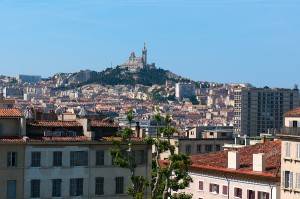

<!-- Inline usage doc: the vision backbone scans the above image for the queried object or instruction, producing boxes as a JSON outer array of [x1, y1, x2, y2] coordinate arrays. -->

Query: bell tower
[[142, 42, 147, 68]]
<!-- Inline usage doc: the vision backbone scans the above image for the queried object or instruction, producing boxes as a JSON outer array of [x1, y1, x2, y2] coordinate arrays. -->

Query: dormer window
[[293, 121, 298, 128]]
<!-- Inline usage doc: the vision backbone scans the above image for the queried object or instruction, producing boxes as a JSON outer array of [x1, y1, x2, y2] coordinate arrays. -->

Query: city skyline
[[0, 0, 299, 87]]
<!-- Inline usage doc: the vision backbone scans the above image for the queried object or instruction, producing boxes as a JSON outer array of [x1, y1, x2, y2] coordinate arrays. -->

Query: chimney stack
[[253, 153, 265, 172], [228, 151, 240, 170]]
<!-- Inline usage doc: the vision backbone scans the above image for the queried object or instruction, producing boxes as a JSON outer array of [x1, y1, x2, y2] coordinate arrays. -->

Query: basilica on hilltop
[[120, 43, 155, 72]]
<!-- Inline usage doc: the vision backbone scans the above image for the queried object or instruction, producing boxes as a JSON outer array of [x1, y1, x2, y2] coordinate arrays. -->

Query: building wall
[[285, 117, 300, 127], [281, 139, 300, 199], [178, 139, 234, 155], [181, 172, 279, 199], [0, 118, 22, 136], [0, 144, 25, 199], [24, 143, 151, 199], [234, 88, 300, 136]]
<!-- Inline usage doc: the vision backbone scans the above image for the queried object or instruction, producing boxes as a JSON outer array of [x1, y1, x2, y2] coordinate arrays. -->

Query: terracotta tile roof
[[189, 141, 281, 181], [90, 120, 119, 128], [0, 136, 25, 143], [101, 136, 144, 142], [28, 120, 82, 128], [0, 108, 22, 118], [285, 107, 300, 117], [30, 136, 89, 142]]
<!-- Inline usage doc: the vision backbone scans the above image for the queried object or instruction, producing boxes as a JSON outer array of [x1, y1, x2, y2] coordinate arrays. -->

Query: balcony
[[277, 127, 300, 137]]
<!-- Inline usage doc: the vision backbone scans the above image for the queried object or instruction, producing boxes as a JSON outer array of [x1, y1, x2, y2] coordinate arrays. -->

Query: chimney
[[135, 122, 141, 138], [253, 153, 265, 172], [228, 151, 240, 170]]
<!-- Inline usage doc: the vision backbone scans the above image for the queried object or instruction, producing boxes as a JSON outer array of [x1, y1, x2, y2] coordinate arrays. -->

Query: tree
[[111, 110, 192, 199], [149, 113, 192, 199], [110, 110, 149, 199]]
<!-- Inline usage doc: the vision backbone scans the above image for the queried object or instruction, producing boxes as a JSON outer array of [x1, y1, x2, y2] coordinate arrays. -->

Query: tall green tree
[[111, 110, 192, 199], [110, 110, 149, 199]]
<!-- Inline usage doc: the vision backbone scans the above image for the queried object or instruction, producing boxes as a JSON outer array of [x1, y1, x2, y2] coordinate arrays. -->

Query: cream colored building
[[23, 138, 152, 199], [0, 108, 152, 199], [0, 140, 25, 199], [277, 108, 300, 199], [178, 141, 281, 199]]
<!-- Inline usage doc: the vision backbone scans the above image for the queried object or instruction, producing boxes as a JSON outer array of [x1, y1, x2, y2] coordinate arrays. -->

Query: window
[[96, 150, 104, 166], [185, 145, 191, 154], [296, 173, 300, 189], [52, 179, 62, 197], [70, 151, 88, 166], [95, 177, 104, 195], [222, 185, 228, 195], [31, 152, 41, 167], [234, 187, 242, 198], [297, 144, 300, 159], [30, 180, 40, 198], [285, 142, 291, 157], [70, 178, 83, 196], [258, 191, 269, 199], [197, 145, 202, 153], [7, 152, 17, 167], [293, 121, 298, 127], [247, 190, 255, 199], [209, 183, 219, 194], [205, 145, 213, 152], [134, 150, 145, 165], [216, 145, 221, 151], [53, 151, 62, 167], [283, 171, 293, 189], [7, 180, 16, 199], [115, 177, 124, 194], [198, 181, 203, 190]]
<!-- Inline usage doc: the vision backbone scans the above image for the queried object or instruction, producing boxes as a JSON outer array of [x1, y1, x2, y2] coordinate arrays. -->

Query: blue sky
[[0, 0, 299, 87]]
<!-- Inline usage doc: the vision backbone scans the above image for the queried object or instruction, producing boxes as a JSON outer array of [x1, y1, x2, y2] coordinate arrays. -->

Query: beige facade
[[0, 143, 25, 199], [278, 113, 300, 199], [182, 172, 279, 199], [23, 141, 152, 199]]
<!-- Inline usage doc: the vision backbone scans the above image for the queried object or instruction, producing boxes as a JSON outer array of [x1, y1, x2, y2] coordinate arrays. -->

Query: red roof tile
[[0, 136, 25, 143], [0, 108, 22, 118], [285, 107, 300, 117], [90, 120, 119, 128], [28, 121, 82, 128], [189, 141, 281, 181], [30, 136, 89, 142]]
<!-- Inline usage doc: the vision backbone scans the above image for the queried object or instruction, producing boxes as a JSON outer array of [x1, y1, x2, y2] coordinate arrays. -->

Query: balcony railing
[[277, 127, 300, 137]]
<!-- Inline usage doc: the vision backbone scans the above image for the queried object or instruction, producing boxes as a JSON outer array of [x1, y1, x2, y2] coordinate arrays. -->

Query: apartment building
[[177, 140, 281, 199], [23, 137, 151, 199], [0, 138, 25, 199], [277, 107, 300, 199], [0, 108, 151, 199], [234, 87, 299, 137], [175, 82, 195, 100]]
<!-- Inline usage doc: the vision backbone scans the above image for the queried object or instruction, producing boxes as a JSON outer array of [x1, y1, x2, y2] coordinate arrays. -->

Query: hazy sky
[[0, 0, 299, 87]]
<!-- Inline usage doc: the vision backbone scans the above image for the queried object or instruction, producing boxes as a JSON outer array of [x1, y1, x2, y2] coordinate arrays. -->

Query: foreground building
[[277, 108, 300, 199], [234, 87, 299, 136], [178, 140, 281, 199], [0, 108, 152, 199]]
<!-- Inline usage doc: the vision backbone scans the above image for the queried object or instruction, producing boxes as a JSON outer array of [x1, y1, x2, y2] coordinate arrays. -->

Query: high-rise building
[[175, 82, 195, 100], [234, 87, 300, 136], [17, 74, 41, 84]]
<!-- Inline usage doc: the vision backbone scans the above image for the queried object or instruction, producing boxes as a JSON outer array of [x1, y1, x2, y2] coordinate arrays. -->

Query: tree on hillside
[[111, 109, 192, 199]]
